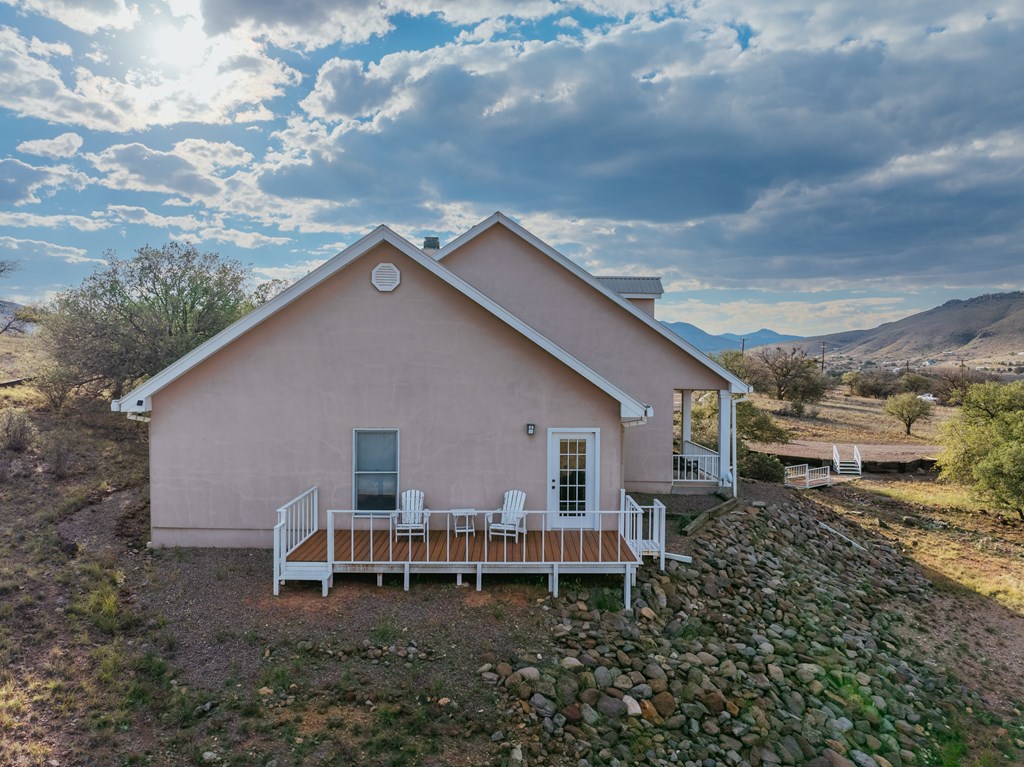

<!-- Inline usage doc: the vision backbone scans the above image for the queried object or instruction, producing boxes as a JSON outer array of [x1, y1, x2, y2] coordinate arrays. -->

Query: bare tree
[[0, 259, 27, 336], [751, 347, 829, 404]]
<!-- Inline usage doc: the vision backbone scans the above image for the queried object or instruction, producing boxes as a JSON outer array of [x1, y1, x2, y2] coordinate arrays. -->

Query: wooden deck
[[287, 528, 638, 566]]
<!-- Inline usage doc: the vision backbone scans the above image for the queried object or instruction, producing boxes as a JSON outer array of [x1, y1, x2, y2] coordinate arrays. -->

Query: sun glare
[[150, 19, 210, 71]]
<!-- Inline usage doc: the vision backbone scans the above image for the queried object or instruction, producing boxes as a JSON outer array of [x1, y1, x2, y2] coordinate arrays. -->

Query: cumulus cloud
[[2, 0, 139, 34], [16, 132, 84, 158], [0, 235, 103, 264], [658, 296, 912, 335], [0, 24, 299, 132], [0, 211, 109, 231], [252, 258, 327, 282], [0, 158, 89, 205]]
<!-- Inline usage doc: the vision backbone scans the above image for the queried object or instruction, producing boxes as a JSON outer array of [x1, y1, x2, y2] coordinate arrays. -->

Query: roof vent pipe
[[422, 236, 440, 255]]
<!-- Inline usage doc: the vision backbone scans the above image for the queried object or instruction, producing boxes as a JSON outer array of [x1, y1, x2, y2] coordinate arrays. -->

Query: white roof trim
[[112, 226, 651, 421], [435, 212, 752, 394]]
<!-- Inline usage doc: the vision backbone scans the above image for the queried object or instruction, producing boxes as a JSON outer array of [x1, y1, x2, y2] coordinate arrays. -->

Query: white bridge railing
[[784, 464, 831, 489], [273, 486, 319, 595], [674, 441, 721, 482]]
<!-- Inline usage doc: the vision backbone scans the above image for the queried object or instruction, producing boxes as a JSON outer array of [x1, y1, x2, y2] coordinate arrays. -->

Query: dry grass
[[754, 390, 955, 445], [822, 476, 1024, 615], [0, 333, 41, 381]]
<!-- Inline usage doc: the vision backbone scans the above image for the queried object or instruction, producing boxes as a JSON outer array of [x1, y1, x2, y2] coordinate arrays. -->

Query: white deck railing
[[674, 441, 721, 482], [324, 507, 656, 567], [273, 486, 318, 594]]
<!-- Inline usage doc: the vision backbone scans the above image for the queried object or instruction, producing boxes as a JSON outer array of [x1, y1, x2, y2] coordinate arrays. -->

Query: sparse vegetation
[[0, 407, 35, 452]]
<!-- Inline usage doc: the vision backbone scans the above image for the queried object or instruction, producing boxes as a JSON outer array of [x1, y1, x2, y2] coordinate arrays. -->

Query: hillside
[[794, 291, 1024, 359], [663, 322, 802, 353]]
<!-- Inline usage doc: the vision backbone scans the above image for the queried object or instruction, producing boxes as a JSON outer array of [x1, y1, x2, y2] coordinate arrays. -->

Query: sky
[[0, 1, 1021, 336]]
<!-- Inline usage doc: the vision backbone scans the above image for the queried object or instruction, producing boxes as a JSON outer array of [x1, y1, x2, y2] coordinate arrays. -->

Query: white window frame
[[352, 428, 400, 514]]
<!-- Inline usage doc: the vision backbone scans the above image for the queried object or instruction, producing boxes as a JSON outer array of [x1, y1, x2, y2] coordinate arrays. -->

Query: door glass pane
[[558, 437, 587, 514], [356, 431, 397, 472]]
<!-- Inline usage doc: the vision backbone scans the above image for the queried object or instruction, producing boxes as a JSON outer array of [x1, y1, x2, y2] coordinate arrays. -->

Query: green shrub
[[738, 449, 785, 483], [0, 408, 36, 452]]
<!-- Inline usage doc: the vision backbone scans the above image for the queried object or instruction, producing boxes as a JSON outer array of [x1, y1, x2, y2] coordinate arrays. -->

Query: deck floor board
[[287, 528, 637, 565]]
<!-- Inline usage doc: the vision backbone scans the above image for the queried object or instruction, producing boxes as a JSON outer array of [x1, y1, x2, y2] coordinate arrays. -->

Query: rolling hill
[[794, 292, 1024, 359]]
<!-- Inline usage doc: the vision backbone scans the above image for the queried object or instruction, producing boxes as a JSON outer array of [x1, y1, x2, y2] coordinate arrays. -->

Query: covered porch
[[673, 388, 735, 492], [273, 488, 667, 606]]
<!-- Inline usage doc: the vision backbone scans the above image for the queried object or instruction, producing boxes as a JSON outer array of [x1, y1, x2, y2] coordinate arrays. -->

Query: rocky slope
[[482, 492, 1009, 767]]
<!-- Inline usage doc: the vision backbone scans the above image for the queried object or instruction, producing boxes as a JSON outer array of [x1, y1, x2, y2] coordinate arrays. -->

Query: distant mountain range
[[0, 300, 21, 318], [662, 322, 803, 353], [664, 291, 1024, 359], [793, 291, 1024, 359]]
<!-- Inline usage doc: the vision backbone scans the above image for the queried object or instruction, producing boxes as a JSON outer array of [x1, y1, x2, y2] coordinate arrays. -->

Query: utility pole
[[820, 341, 827, 371], [740, 338, 747, 356]]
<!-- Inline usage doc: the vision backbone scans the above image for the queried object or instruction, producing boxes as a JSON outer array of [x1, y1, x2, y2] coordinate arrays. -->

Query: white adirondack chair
[[486, 489, 527, 543], [393, 489, 429, 540]]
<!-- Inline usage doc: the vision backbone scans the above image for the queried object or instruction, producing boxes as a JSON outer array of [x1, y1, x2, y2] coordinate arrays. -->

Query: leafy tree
[[938, 381, 1024, 521], [714, 349, 757, 382], [688, 395, 790, 449], [883, 392, 933, 435], [841, 371, 862, 395], [39, 242, 273, 399], [750, 347, 829, 405]]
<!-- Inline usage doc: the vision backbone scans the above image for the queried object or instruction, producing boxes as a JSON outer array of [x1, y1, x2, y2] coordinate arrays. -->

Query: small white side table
[[452, 509, 477, 536]]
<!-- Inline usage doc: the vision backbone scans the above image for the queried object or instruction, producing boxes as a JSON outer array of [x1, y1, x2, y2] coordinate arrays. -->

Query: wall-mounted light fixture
[[526, 423, 535, 436]]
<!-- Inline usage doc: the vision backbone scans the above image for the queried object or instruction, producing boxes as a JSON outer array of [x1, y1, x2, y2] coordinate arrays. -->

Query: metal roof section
[[112, 226, 652, 422], [595, 276, 664, 299], [436, 212, 752, 394]]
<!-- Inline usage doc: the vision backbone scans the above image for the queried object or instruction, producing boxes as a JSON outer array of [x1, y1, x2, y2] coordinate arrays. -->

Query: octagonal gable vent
[[371, 263, 400, 292]]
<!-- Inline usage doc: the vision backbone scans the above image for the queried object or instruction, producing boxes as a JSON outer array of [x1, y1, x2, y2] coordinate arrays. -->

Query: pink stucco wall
[[441, 225, 731, 492], [149, 242, 623, 547], [627, 298, 656, 317]]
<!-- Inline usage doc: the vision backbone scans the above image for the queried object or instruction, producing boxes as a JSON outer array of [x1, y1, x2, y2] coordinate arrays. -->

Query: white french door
[[547, 429, 599, 528]]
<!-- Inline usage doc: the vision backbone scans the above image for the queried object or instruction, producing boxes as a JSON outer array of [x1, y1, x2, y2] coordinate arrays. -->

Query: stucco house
[[112, 213, 750, 600]]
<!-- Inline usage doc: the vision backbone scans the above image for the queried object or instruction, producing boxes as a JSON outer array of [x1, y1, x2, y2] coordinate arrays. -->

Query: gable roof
[[112, 226, 652, 421], [595, 276, 664, 299], [435, 213, 752, 394]]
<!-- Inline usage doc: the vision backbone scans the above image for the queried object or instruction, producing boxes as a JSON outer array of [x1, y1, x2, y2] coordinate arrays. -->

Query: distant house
[[113, 213, 749, 598]]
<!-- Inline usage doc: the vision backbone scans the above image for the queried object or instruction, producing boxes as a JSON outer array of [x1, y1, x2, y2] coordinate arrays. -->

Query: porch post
[[718, 390, 731, 486], [680, 390, 692, 447]]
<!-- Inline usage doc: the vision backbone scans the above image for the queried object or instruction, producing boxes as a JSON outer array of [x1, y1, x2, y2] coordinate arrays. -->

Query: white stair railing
[[832, 445, 863, 476], [273, 486, 318, 595]]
